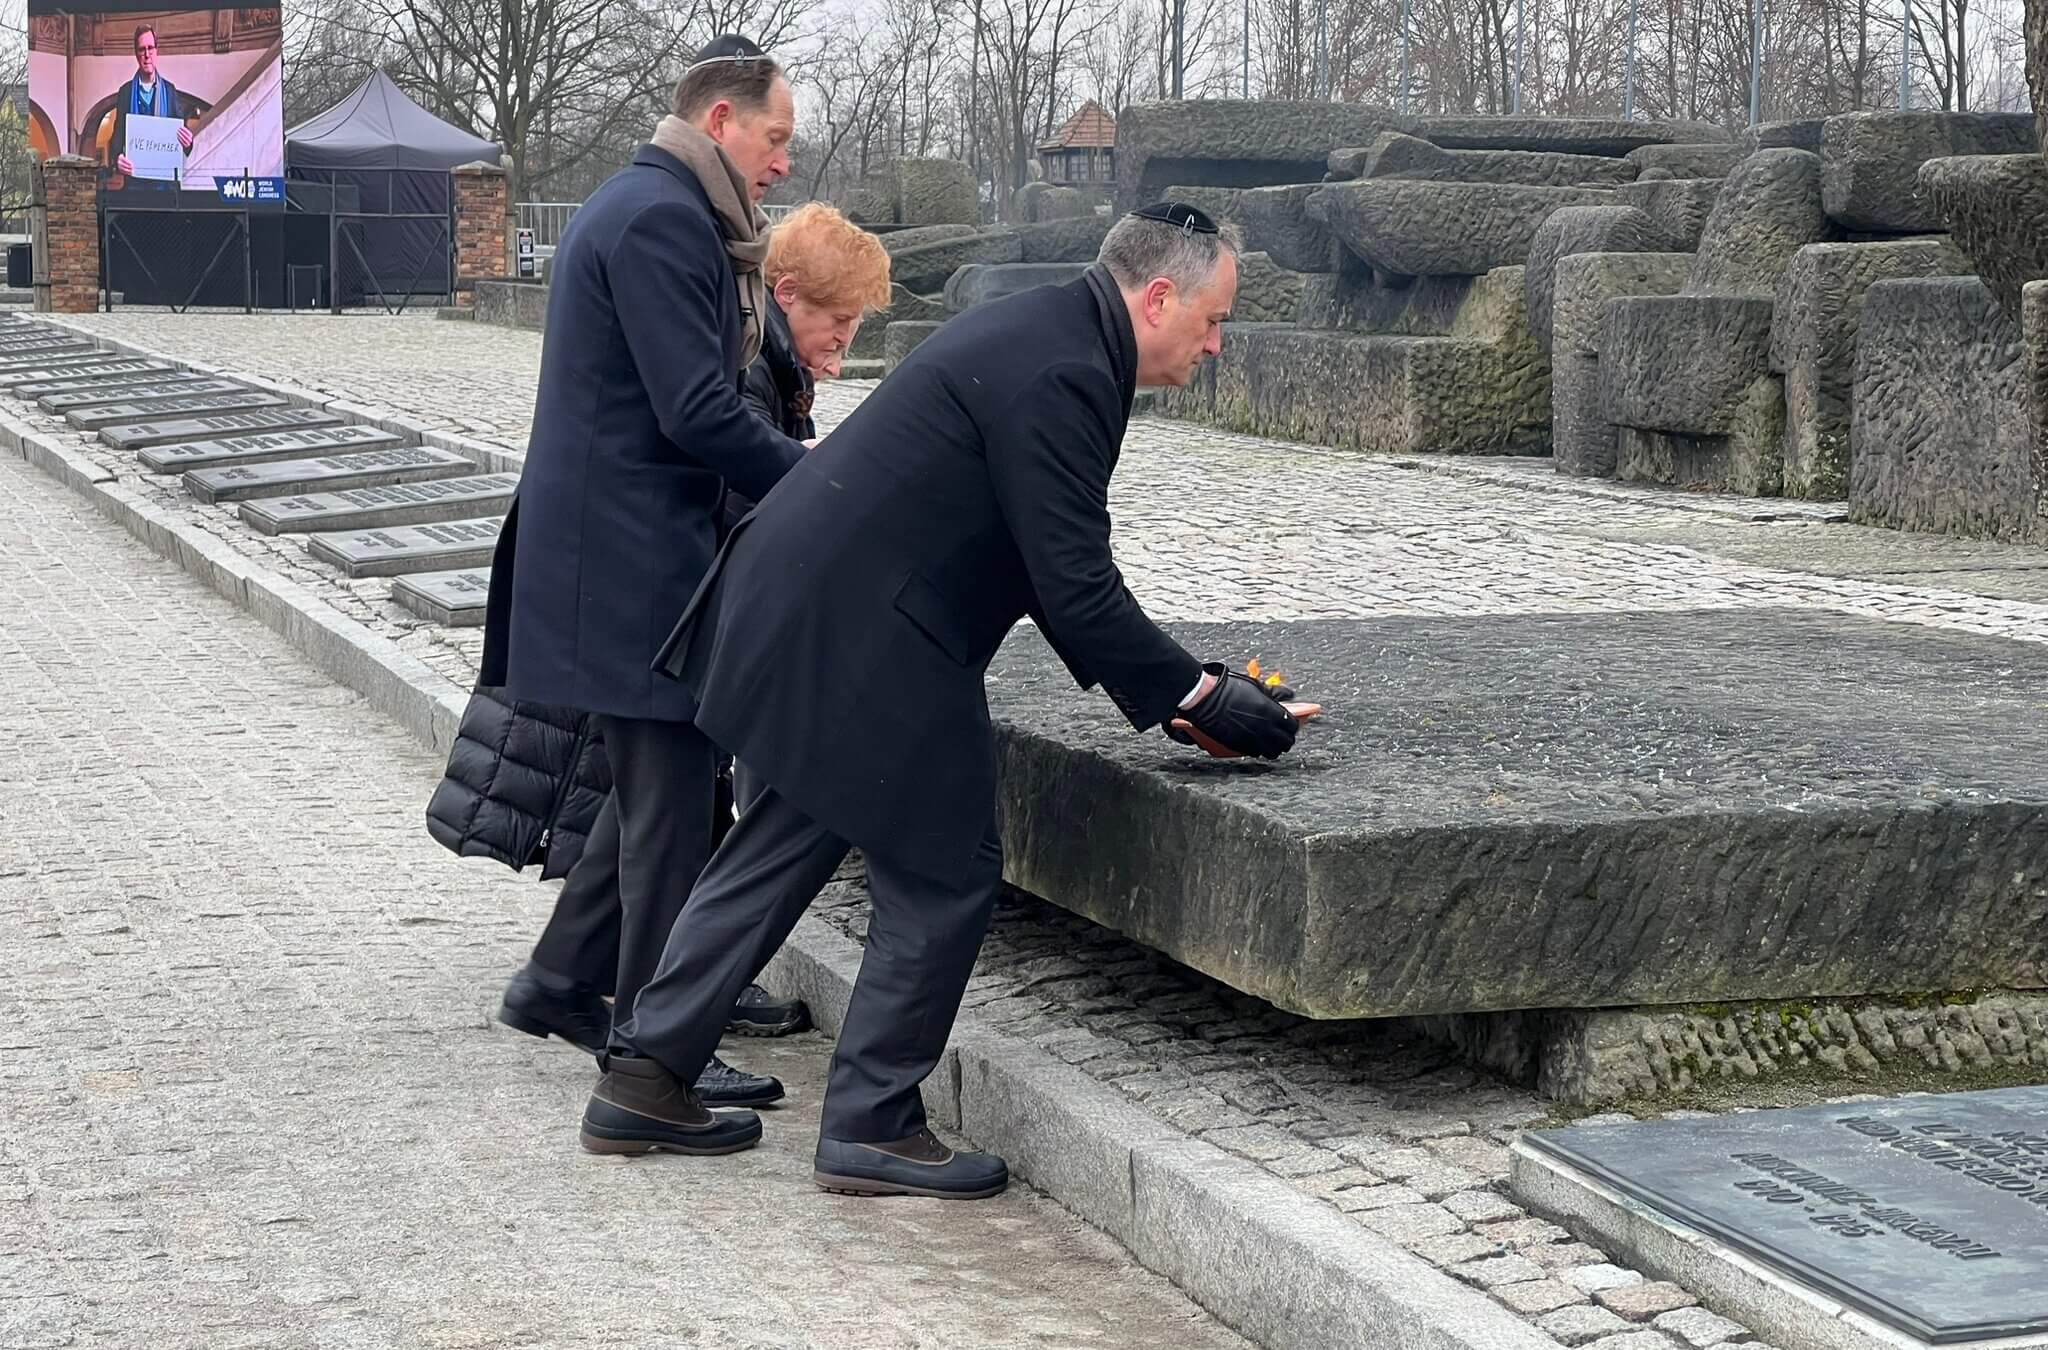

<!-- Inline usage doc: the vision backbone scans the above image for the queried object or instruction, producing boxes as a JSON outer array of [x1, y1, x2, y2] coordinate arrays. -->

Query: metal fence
[[516, 201, 579, 248]]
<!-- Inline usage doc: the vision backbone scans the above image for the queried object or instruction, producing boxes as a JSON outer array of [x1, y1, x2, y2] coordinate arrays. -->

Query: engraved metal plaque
[[66, 389, 285, 430], [238, 474, 519, 535], [98, 407, 344, 452], [181, 445, 471, 503], [390, 568, 491, 626], [304, 517, 503, 577], [0, 346, 104, 373], [40, 376, 246, 413], [136, 424, 404, 475], [1521, 1086, 2048, 1344], [11, 365, 187, 399]]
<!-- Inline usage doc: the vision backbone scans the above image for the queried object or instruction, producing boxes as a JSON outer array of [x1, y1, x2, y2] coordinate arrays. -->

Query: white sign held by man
[[125, 113, 185, 183]]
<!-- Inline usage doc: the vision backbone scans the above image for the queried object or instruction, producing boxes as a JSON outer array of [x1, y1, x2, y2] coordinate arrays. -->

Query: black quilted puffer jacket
[[425, 686, 612, 880]]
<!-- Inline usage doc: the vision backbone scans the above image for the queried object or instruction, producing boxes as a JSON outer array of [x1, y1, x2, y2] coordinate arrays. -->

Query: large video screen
[[27, 0, 285, 194]]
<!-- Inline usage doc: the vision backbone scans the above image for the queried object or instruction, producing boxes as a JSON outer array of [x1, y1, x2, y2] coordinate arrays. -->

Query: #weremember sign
[[1517, 1086, 2048, 1345], [126, 113, 185, 184]]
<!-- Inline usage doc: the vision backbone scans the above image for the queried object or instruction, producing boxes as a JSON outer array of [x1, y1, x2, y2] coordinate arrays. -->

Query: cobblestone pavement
[[0, 447, 1250, 1350], [17, 311, 2048, 1349]]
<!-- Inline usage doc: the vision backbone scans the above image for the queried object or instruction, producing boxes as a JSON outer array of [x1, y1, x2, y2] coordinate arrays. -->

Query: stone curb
[[4, 321, 1552, 1350]]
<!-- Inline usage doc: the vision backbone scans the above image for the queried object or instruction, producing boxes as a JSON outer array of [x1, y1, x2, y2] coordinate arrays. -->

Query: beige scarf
[[650, 114, 771, 367]]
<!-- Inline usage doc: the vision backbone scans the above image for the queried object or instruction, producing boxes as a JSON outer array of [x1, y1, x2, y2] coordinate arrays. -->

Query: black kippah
[[692, 33, 767, 64], [1130, 201, 1219, 236]]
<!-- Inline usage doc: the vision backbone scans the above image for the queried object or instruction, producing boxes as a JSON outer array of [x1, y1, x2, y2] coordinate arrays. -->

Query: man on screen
[[111, 24, 194, 186]]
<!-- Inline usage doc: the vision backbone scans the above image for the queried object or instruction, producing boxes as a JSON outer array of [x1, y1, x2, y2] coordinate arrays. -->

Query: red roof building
[[1037, 100, 1116, 190]]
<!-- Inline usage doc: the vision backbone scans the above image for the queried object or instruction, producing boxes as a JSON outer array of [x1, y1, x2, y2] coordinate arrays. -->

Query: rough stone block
[[1162, 272, 1548, 456], [2030, 280, 2048, 527], [1742, 118, 1827, 153], [1551, 253, 1691, 357], [1298, 263, 1480, 334], [1015, 181, 1093, 221], [849, 284, 946, 359], [1115, 99, 1416, 210], [1614, 376, 1783, 495], [879, 223, 979, 254], [1552, 350, 1616, 477], [881, 320, 945, 374], [1850, 276, 2038, 540], [988, 609, 2048, 1018], [2032, 0, 2047, 155], [1163, 184, 1336, 272], [1414, 116, 1730, 155], [1770, 239, 1969, 500], [1013, 215, 1111, 264], [1918, 152, 2048, 320], [1309, 180, 1616, 277], [884, 230, 1022, 294], [1347, 133, 1637, 187], [893, 157, 978, 225], [1524, 206, 1670, 351], [1231, 252, 1308, 324], [1821, 109, 2038, 231], [1600, 293, 1776, 434], [943, 263, 1090, 314], [1687, 149, 1830, 295], [1614, 178, 1723, 252], [1624, 143, 1744, 179]]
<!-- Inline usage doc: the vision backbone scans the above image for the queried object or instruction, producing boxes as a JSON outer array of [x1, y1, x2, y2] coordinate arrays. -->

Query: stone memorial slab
[[238, 474, 518, 535], [980, 610, 2048, 1019], [135, 424, 404, 475], [0, 333, 92, 353], [1514, 1087, 2048, 1347], [0, 345, 104, 372], [66, 389, 284, 430], [390, 569, 490, 626], [0, 358, 152, 390], [40, 376, 245, 413], [11, 364, 186, 399], [98, 407, 343, 453], [181, 445, 472, 503], [304, 517, 502, 577]]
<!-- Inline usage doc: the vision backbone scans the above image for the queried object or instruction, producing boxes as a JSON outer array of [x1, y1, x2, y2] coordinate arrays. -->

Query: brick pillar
[[451, 161, 511, 307], [34, 156, 101, 314]]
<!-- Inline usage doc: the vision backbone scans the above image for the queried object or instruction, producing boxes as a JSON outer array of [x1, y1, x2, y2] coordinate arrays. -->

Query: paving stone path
[[0, 445, 1249, 1350], [24, 311, 2048, 1349]]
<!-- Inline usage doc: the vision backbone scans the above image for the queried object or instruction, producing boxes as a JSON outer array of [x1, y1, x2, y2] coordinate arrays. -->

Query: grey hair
[[1097, 215, 1243, 294]]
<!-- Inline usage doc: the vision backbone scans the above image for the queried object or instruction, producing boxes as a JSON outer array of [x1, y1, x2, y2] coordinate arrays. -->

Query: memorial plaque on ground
[[0, 345, 104, 373], [981, 609, 2048, 1019], [181, 446, 472, 504], [239, 475, 518, 535], [1515, 1087, 2048, 1347], [0, 358, 161, 391], [12, 365, 186, 399], [40, 376, 247, 413], [304, 517, 502, 577], [66, 389, 284, 430], [136, 424, 404, 475], [99, 407, 343, 452], [0, 334, 91, 353], [390, 569, 491, 626]]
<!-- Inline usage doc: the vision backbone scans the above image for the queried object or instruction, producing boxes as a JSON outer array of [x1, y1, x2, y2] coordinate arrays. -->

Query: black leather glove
[[1165, 662, 1299, 759]]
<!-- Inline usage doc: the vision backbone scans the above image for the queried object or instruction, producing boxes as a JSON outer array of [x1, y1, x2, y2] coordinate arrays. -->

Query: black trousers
[[531, 752, 758, 995], [615, 785, 1003, 1143], [528, 716, 715, 1014]]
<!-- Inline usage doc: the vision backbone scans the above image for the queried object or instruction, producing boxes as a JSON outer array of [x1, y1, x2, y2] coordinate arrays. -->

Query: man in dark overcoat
[[477, 38, 804, 1116], [578, 204, 1303, 1190]]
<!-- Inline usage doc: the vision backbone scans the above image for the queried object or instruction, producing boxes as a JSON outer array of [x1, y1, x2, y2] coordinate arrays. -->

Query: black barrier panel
[[101, 201, 252, 311]]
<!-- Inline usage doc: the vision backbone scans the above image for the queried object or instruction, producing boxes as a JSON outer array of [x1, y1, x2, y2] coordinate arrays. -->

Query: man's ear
[[1142, 277, 1175, 326], [703, 99, 733, 143]]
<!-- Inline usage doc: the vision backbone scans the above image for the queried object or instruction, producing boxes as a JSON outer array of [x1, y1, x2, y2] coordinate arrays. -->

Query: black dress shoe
[[694, 1054, 784, 1107], [498, 961, 609, 1055], [814, 1128, 1008, 1199], [726, 984, 810, 1037], [581, 1053, 760, 1156]]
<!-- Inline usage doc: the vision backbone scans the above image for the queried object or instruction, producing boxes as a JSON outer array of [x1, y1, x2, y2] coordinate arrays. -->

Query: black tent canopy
[[285, 71, 503, 299]]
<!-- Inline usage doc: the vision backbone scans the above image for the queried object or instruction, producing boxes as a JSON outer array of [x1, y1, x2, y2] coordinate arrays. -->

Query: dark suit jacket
[[479, 145, 803, 722], [660, 267, 1202, 883]]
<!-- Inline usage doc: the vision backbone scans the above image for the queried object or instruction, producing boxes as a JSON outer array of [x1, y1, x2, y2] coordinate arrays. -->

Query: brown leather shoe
[[813, 1127, 1008, 1199], [580, 1053, 761, 1156]]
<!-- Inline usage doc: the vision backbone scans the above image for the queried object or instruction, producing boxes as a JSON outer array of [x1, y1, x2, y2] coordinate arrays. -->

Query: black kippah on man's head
[[692, 33, 767, 65], [1129, 201, 1220, 236]]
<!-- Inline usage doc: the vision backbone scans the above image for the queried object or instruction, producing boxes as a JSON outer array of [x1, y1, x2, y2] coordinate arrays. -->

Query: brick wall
[[452, 162, 510, 306], [35, 156, 100, 314]]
